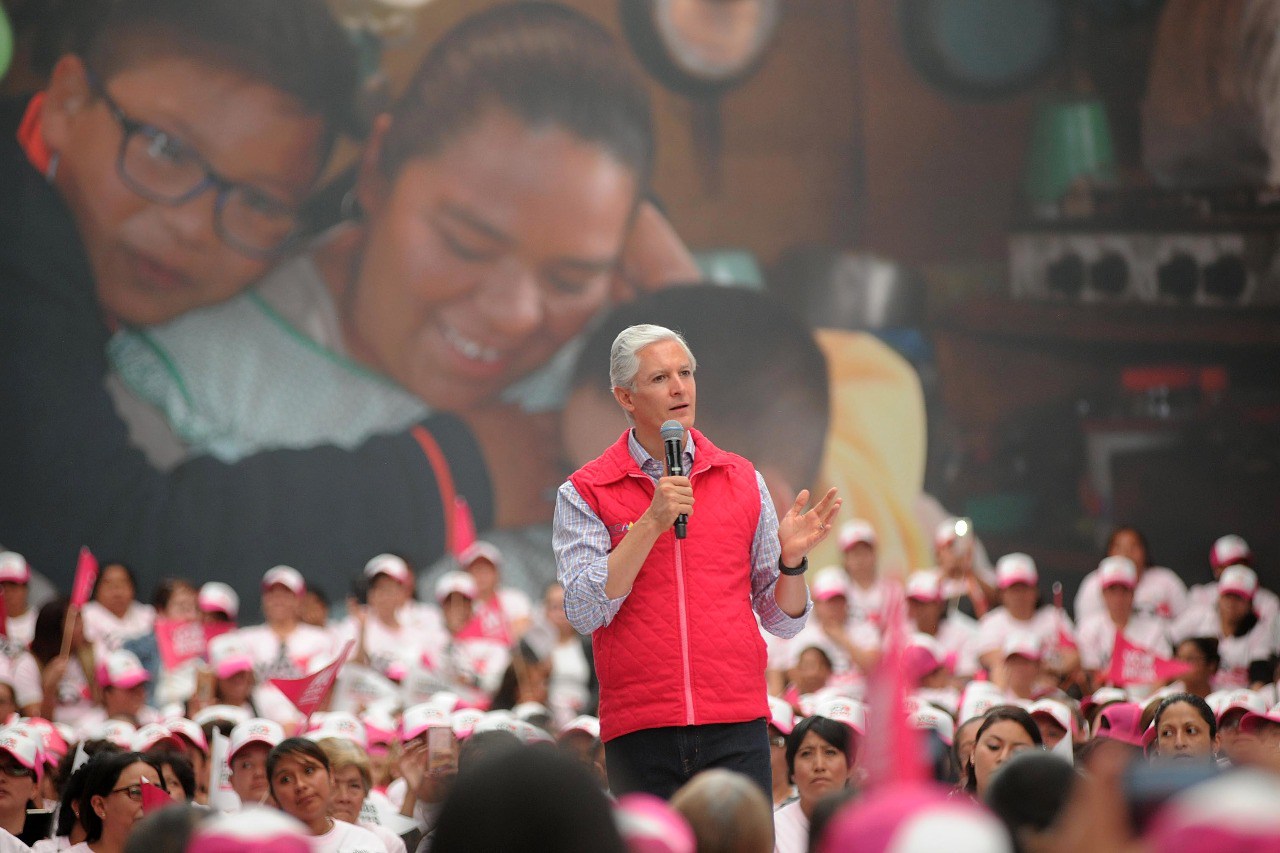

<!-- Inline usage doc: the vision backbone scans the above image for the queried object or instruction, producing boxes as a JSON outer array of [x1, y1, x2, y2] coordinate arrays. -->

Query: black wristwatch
[[778, 556, 808, 577]]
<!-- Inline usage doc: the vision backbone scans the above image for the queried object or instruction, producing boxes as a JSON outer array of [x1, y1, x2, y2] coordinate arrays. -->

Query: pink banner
[[155, 619, 207, 670], [269, 641, 354, 722], [1106, 632, 1192, 686], [70, 547, 98, 609]]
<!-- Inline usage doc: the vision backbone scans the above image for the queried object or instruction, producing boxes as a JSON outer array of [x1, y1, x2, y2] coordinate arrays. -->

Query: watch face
[[653, 0, 780, 81]]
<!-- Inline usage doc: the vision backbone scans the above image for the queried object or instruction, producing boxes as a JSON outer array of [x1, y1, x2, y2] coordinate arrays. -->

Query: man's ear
[[41, 54, 93, 154], [355, 113, 394, 219], [612, 385, 635, 416]]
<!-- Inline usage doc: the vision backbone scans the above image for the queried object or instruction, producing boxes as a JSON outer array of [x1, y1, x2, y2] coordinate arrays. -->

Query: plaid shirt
[[553, 430, 810, 637]]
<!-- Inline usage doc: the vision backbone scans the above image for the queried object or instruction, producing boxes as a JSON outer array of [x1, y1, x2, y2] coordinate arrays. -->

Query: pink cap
[[1098, 556, 1138, 590], [615, 794, 697, 853], [0, 552, 30, 584], [1211, 689, 1266, 723], [434, 570, 477, 603], [18, 718, 67, 760], [1146, 770, 1280, 852], [908, 706, 955, 746], [198, 582, 240, 619], [188, 807, 312, 853], [996, 553, 1038, 589], [0, 731, 42, 782], [261, 566, 305, 596], [905, 570, 943, 604], [165, 718, 209, 754], [98, 650, 150, 689], [363, 554, 412, 586], [1210, 534, 1251, 571], [1239, 702, 1280, 735], [1002, 631, 1043, 662], [810, 566, 849, 602], [207, 634, 255, 680], [361, 708, 398, 747], [1094, 702, 1146, 747], [227, 718, 284, 761], [450, 707, 486, 741], [838, 519, 877, 551], [306, 712, 368, 749], [402, 702, 451, 741], [1218, 565, 1258, 600], [902, 634, 947, 683], [131, 723, 182, 753], [824, 782, 1011, 853], [458, 541, 502, 571], [767, 696, 796, 736], [1027, 699, 1073, 735], [813, 696, 866, 735]]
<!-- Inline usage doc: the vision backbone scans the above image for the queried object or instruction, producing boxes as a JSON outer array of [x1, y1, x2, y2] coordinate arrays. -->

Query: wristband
[[778, 556, 808, 577]]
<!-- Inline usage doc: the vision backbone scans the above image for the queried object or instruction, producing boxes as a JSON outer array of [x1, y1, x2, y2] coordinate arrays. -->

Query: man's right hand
[[646, 474, 693, 530]]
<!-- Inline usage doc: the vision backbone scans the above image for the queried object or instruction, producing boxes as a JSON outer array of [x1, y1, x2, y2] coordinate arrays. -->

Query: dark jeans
[[604, 718, 772, 800]]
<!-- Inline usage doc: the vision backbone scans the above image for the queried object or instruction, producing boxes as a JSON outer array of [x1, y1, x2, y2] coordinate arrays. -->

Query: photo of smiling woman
[[108, 3, 657, 491], [267, 738, 385, 853], [773, 715, 855, 853]]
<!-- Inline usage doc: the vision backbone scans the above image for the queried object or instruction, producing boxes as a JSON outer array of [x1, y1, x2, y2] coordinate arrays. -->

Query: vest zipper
[[674, 537, 695, 725]]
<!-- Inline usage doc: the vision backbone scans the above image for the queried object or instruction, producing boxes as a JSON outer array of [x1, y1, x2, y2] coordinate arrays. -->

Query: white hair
[[608, 324, 696, 391]]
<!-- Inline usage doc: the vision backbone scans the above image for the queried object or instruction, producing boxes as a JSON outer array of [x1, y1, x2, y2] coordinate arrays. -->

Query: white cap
[[306, 712, 367, 749], [0, 731, 42, 781], [363, 554, 412, 586], [1027, 698, 1073, 734], [768, 696, 796, 736], [1212, 689, 1267, 723], [1218, 565, 1258, 600], [228, 718, 285, 761], [934, 518, 963, 548], [1002, 630, 1043, 662], [558, 715, 602, 741], [513, 702, 551, 723], [1210, 535, 1251, 571], [198, 582, 239, 619], [810, 566, 849, 602], [1098, 556, 1138, 590], [261, 566, 305, 596], [0, 552, 30, 584], [838, 519, 877, 551], [512, 720, 553, 745], [905, 570, 943, 603], [813, 696, 867, 735], [402, 702, 451, 741], [208, 634, 255, 679], [958, 682, 1006, 724], [92, 719, 137, 749], [188, 807, 311, 853], [450, 708, 486, 741], [996, 553, 1038, 589], [458, 541, 503, 570], [98, 650, 150, 689], [473, 711, 521, 737], [909, 705, 955, 746], [434, 571, 477, 603], [192, 704, 252, 728], [165, 718, 209, 754], [131, 723, 182, 753]]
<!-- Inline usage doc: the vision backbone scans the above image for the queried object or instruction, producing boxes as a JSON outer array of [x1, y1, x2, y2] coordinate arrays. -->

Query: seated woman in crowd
[[960, 705, 1043, 802], [1171, 565, 1275, 690], [81, 564, 154, 660], [1075, 526, 1187, 626], [73, 750, 165, 853], [266, 738, 385, 853], [774, 714, 856, 853], [1149, 692, 1218, 766]]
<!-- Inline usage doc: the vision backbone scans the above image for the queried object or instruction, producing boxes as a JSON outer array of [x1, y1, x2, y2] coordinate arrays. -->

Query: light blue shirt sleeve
[[553, 480, 627, 634], [751, 471, 811, 638]]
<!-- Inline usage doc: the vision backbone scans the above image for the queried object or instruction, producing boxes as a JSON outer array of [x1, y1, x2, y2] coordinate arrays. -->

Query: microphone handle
[[664, 438, 688, 540]]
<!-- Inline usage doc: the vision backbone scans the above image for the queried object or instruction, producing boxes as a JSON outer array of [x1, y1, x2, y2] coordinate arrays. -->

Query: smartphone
[[427, 726, 454, 772]]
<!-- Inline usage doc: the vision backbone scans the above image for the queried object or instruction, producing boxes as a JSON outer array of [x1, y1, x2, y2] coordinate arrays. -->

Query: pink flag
[[269, 641, 354, 723], [155, 619, 207, 670], [70, 547, 98, 609], [1105, 632, 1192, 686], [860, 582, 928, 789], [450, 495, 477, 560], [140, 780, 171, 814]]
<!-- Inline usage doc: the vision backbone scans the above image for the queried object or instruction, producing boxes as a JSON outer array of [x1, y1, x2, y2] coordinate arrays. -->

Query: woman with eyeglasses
[[0, 732, 44, 844], [71, 750, 164, 853]]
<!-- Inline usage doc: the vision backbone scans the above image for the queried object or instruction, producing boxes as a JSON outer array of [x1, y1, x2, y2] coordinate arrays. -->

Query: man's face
[[41, 54, 324, 325], [612, 339, 696, 438]]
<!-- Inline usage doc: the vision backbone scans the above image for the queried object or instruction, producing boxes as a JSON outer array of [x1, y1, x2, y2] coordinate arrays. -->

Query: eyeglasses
[[0, 763, 34, 779], [84, 67, 301, 259], [109, 784, 145, 802]]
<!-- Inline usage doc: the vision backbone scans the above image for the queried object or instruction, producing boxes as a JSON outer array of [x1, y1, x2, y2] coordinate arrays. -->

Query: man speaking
[[554, 323, 840, 798]]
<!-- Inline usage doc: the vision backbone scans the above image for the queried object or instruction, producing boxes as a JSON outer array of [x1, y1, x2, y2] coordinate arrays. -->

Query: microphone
[[660, 419, 687, 539]]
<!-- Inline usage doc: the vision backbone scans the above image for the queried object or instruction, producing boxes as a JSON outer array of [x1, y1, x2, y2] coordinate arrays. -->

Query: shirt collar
[[627, 428, 695, 478]]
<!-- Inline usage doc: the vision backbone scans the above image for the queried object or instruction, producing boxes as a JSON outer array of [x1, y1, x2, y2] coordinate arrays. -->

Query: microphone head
[[660, 420, 685, 443]]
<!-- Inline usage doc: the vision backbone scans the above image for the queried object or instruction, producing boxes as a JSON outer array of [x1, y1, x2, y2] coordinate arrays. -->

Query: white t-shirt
[[361, 821, 406, 853], [974, 606, 1074, 661], [0, 826, 29, 853], [5, 611, 36, 649], [1077, 611, 1171, 672], [845, 578, 888, 630], [0, 639, 42, 709], [1189, 582, 1280, 624], [1170, 604, 1276, 690], [81, 600, 155, 658], [773, 799, 810, 853], [233, 623, 336, 678], [548, 638, 591, 726], [1074, 566, 1187, 624], [914, 612, 980, 678], [313, 819, 386, 853], [334, 615, 438, 680]]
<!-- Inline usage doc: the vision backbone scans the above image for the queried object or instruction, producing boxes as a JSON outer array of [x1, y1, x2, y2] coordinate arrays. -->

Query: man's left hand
[[778, 487, 841, 568]]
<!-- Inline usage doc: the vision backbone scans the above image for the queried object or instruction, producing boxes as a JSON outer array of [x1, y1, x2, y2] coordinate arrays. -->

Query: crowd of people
[[0, 519, 1274, 852]]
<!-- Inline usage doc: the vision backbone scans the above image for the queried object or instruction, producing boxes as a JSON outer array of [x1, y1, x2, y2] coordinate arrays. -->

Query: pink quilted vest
[[570, 429, 768, 742]]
